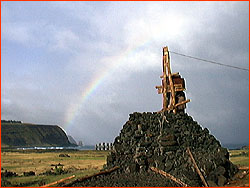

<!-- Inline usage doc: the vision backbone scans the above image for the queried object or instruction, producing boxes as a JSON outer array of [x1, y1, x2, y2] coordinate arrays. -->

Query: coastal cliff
[[1, 121, 74, 148]]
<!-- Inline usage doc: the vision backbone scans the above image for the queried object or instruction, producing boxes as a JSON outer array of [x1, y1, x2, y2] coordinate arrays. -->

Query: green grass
[[229, 149, 249, 167], [1, 150, 109, 187]]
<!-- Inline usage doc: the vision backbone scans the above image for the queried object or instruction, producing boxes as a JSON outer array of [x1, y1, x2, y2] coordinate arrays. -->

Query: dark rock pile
[[105, 112, 238, 187], [70, 170, 179, 187], [70, 112, 238, 187], [1, 170, 18, 178]]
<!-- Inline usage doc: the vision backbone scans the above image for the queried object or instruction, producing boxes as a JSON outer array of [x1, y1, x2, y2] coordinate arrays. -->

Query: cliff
[[67, 135, 78, 145], [1, 121, 74, 148]]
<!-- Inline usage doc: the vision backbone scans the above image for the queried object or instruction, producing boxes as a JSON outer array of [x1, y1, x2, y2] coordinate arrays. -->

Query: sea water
[[17, 145, 95, 150]]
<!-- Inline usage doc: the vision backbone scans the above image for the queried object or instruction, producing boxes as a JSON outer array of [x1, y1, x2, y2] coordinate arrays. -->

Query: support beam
[[155, 85, 163, 94], [164, 47, 176, 113], [162, 47, 168, 111], [150, 167, 189, 187], [41, 175, 76, 187], [175, 99, 191, 108], [187, 147, 208, 187], [63, 166, 119, 187]]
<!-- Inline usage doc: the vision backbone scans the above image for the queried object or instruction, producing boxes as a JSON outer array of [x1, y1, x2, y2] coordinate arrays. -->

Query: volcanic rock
[[105, 112, 238, 187], [75, 112, 238, 187]]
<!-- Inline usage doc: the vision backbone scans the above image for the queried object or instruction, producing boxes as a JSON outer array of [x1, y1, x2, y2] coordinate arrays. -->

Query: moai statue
[[107, 143, 110, 150], [103, 142, 106, 150], [98, 143, 102, 151]]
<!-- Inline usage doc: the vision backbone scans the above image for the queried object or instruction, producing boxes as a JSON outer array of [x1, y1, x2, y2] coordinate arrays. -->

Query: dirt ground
[[225, 166, 249, 187]]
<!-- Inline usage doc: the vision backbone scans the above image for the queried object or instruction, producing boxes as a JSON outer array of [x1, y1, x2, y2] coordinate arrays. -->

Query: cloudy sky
[[1, 1, 249, 146]]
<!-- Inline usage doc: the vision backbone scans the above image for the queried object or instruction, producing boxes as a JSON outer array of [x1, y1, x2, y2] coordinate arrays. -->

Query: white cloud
[[50, 29, 81, 53], [2, 19, 82, 54], [2, 22, 31, 44], [2, 98, 12, 105]]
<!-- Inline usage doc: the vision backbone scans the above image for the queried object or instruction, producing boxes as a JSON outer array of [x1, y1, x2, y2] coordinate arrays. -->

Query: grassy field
[[1, 148, 249, 187], [229, 149, 249, 167], [1, 150, 109, 187]]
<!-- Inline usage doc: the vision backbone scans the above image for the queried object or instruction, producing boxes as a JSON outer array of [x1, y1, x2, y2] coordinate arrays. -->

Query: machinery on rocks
[[69, 46, 238, 187], [156, 46, 190, 113]]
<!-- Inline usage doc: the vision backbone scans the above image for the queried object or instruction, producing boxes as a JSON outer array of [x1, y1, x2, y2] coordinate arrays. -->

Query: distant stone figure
[[95, 143, 114, 150]]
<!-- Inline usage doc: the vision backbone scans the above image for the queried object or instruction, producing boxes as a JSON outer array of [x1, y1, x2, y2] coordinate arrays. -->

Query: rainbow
[[64, 41, 152, 132]]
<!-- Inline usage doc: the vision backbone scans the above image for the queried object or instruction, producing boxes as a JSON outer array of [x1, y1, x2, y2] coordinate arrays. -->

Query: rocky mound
[[70, 171, 179, 187], [71, 112, 238, 187], [105, 112, 238, 187]]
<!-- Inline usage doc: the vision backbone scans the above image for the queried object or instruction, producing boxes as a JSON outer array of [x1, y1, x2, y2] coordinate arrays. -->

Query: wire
[[169, 50, 249, 72]]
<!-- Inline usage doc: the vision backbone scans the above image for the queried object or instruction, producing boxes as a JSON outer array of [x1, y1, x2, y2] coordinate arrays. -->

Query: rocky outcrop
[[67, 135, 78, 145], [105, 112, 238, 187]]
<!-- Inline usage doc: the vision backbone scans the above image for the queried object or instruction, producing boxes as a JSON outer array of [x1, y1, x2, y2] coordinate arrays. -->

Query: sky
[[1, 1, 249, 146]]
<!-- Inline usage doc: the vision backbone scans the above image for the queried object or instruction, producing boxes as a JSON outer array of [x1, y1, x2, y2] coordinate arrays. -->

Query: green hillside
[[1, 122, 74, 148]]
